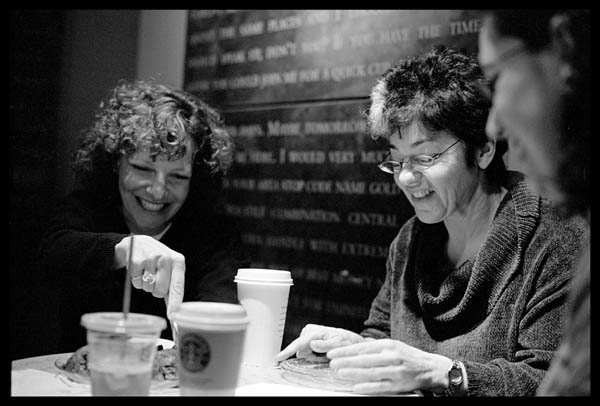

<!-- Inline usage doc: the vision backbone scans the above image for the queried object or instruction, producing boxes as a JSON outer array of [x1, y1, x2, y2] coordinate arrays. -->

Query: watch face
[[449, 366, 463, 384]]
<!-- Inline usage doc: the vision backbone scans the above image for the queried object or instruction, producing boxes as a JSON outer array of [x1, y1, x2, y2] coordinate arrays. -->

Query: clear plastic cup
[[170, 301, 249, 396], [81, 312, 166, 396], [234, 268, 294, 367]]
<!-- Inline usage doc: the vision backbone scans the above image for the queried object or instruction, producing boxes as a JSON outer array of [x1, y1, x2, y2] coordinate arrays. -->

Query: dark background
[[10, 10, 140, 360]]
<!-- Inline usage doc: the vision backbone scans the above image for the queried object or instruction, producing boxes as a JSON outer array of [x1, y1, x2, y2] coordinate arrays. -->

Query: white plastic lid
[[234, 268, 293, 285], [81, 312, 166, 335], [170, 301, 249, 330]]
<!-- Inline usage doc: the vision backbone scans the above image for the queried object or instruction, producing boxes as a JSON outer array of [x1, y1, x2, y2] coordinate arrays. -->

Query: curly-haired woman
[[38, 80, 250, 352]]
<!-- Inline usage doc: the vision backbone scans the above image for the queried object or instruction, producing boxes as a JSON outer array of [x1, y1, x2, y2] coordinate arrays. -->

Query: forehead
[[478, 21, 524, 67], [390, 121, 454, 145], [128, 146, 194, 170]]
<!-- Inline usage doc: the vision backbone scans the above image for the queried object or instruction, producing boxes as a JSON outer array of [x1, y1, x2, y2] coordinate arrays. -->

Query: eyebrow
[[386, 139, 429, 151]]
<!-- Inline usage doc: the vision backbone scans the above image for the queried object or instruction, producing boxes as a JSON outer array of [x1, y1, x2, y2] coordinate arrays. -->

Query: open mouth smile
[[411, 190, 434, 199], [137, 197, 166, 212]]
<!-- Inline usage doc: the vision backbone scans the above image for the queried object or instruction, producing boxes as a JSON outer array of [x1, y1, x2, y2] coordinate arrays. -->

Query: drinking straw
[[119, 235, 135, 358], [122, 235, 134, 320]]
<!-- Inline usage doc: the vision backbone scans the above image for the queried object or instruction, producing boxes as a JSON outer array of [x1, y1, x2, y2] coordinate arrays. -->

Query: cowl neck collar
[[407, 172, 540, 340]]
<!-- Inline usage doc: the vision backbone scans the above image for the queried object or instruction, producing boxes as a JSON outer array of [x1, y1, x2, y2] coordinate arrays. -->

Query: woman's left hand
[[327, 338, 451, 395]]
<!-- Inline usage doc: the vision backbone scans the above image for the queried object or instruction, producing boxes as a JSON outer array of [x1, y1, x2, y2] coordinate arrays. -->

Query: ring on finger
[[141, 270, 157, 284]]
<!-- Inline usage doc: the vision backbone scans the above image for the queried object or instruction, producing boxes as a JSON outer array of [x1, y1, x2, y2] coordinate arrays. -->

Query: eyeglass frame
[[377, 139, 462, 174]]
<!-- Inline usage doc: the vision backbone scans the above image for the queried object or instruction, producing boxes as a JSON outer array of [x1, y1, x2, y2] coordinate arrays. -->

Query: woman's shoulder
[[536, 199, 589, 239]]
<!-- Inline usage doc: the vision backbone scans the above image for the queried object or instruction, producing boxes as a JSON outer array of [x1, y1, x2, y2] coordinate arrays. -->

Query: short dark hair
[[368, 45, 507, 189]]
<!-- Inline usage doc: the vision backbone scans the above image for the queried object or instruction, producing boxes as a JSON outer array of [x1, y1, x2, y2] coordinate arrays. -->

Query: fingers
[[152, 256, 172, 298], [123, 236, 184, 304], [327, 340, 378, 358], [141, 256, 157, 292], [329, 353, 390, 369], [166, 254, 185, 318], [274, 325, 343, 362], [310, 335, 346, 353], [351, 380, 400, 395], [274, 334, 314, 362], [128, 260, 144, 290]]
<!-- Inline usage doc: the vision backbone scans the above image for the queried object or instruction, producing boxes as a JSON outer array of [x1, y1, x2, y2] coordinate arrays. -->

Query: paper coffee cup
[[234, 268, 293, 367], [170, 302, 249, 396]]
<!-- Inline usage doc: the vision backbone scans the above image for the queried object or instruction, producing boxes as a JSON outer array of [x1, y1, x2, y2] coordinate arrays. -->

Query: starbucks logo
[[180, 333, 211, 372]]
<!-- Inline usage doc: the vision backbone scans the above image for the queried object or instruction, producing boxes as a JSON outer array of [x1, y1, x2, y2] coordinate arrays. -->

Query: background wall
[[136, 10, 187, 88], [182, 10, 481, 346]]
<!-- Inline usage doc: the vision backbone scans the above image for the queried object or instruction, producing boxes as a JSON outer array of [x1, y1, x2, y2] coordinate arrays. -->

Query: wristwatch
[[435, 360, 464, 396]]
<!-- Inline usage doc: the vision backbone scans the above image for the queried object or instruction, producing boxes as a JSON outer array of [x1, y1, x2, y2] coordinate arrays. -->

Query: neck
[[445, 186, 507, 266], [124, 217, 171, 239]]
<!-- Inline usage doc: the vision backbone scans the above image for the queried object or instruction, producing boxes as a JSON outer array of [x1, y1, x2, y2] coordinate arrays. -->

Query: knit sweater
[[537, 228, 590, 396], [361, 173, 587, 396]]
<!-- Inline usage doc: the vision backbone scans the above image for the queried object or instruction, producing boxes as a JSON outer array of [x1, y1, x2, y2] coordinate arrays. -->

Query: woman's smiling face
[[389, 121, 481, 224], [118, 139, 195, 235]]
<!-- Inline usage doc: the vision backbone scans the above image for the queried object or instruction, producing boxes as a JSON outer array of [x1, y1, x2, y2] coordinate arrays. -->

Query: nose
[[146, 173, 167, 200], [396, 166, 422, 188], [485, 107, 505, 141]]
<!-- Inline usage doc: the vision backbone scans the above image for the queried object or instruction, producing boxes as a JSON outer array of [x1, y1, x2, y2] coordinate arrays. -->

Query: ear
[[477, 138, 496, 170]]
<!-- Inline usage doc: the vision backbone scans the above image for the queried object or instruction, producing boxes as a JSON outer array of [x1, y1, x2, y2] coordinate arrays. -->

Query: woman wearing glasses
[[275, 46, 586, 396], [479, 10, 590, 396]]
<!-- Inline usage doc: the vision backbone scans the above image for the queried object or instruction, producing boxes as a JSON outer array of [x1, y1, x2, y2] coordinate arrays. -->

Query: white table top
[[11, 352, 366, 396]]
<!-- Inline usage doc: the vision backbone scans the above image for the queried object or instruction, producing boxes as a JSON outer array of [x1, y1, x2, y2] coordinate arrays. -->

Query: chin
[[415, 212, 442, 225]]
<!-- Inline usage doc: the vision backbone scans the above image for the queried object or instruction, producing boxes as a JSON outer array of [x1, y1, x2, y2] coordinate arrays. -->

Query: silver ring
[[141, 271, 157, 284], [131, 275, 142, 281]]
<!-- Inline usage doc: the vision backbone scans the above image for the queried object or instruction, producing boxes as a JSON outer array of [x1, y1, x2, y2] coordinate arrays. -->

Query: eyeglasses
[[377, 139, 461, 174], [478, 46, 527, 100]]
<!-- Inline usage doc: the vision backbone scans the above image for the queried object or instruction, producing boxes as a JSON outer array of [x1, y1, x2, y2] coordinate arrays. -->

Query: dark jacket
[[38, 189, 250, 352]]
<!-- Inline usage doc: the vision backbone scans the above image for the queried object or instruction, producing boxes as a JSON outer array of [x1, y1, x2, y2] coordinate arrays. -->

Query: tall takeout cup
[[234, 268, 293, 367], [81, 312, 166, 396], [170, 301, 249, 396]]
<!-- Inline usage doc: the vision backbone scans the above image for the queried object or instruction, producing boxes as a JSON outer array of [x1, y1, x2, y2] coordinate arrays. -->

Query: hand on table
[[115, 235, 185, 317], [327, 338, 451, 394], [274, 324, 365, 363]]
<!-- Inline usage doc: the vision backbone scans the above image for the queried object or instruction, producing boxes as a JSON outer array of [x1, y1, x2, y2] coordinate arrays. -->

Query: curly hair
[[367, 45, 507, 189], [72, 80, 234, 201]]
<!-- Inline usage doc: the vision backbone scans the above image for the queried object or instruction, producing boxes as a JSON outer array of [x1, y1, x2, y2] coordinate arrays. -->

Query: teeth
[[139, 199, 165, 211], [412, 190, 432, 199]]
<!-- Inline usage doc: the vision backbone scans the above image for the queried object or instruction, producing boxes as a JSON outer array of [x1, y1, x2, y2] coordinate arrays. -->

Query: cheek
[[171, 182, 190, 203], [119, 170, 141, 192]]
